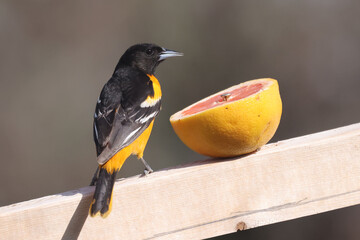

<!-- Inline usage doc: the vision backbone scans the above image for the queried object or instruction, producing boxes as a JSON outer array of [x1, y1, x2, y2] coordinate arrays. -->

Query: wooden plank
[[1, 123, 360, 240]]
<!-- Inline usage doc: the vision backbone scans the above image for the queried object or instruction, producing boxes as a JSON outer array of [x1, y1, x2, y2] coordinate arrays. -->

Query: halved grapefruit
[[170, 78, 282, 157]]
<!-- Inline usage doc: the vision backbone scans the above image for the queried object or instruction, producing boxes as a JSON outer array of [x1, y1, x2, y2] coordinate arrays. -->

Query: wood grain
[[1, 123, 360, 240]]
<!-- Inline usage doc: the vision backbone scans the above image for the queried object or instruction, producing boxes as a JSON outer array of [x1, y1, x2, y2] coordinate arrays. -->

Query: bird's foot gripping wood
[[140, 157, 154, 176], [143, 169, 153, 176]]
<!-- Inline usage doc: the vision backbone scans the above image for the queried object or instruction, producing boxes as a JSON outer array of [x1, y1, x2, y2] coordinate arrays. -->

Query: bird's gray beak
[[159, 49, 183, 61]]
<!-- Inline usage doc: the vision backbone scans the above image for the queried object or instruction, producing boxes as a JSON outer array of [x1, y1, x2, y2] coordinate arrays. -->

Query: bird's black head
[[115, 43, 183, 75]]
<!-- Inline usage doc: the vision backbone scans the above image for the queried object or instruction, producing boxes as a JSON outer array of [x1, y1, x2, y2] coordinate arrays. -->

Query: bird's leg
[[90, 167, 100, 186], [140, 157, 154, 175]]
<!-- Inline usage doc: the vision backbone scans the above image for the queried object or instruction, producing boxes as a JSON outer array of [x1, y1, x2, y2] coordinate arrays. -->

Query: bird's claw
[[143, 168, 154, 176]]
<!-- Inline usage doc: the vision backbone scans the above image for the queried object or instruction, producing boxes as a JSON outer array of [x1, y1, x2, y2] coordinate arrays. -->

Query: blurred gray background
[[1, 1, 360, 239]]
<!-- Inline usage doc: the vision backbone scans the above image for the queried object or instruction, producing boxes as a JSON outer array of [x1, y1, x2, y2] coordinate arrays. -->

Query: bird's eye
[[145, 48, 154, 56]]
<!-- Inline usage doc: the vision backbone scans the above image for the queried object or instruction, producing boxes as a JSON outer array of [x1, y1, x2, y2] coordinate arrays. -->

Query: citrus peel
[[170, 78, 282, 157]]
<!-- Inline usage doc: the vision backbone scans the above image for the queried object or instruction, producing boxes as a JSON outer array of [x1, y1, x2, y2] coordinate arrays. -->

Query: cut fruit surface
[[182, 83, 265, 116], [170, 78, 282, 157]]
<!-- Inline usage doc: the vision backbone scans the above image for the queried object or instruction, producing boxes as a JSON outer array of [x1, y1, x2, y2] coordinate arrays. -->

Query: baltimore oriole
[[89, 43, 182, 217]]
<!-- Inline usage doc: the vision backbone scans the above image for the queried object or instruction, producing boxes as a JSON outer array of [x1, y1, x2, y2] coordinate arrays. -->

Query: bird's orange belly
[[102, 120, 155, 173]]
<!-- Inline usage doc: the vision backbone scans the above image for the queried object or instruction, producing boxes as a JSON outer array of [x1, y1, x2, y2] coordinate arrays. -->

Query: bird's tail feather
[[89, 168, 118, 218]]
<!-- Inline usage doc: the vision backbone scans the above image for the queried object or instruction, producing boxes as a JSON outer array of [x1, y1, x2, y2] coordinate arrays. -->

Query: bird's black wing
[[93, 69, 161, 165], [93, 77, 122, 155]]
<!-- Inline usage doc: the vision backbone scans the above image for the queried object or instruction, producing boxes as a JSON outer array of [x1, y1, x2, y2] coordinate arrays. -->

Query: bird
[[89, 43, 183, 218]]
